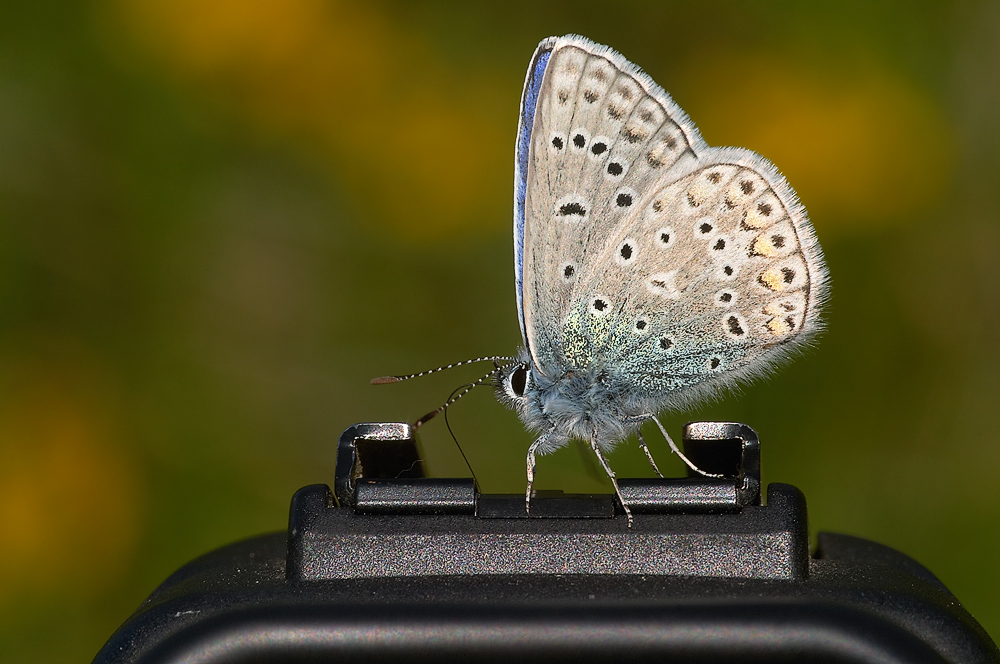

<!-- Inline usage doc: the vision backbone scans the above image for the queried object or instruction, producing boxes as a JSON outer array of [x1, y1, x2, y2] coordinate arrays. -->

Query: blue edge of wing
[[514, 45, 552, 348]]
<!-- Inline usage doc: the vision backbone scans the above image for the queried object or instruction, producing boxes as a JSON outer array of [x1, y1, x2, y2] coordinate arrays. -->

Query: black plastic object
[[94, 422, 1000, 663]]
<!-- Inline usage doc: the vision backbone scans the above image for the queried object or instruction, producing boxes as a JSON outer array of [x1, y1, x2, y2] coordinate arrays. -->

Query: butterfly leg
[[648, 414, 723, 478], [588, 437, 633, 528], [635, 430, 664, 478], [525, 432, 549, 515]]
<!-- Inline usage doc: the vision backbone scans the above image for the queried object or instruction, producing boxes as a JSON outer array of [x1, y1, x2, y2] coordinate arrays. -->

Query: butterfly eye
[[509, 366, 528, 397]]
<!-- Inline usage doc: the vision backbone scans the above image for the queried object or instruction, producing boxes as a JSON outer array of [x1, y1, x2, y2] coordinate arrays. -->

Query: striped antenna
[[413, 364, 515, 429], [371, 356, 516, 385]]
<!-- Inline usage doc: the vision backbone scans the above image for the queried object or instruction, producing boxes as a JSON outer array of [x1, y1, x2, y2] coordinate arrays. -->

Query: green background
[[1, 1, 998, 660]]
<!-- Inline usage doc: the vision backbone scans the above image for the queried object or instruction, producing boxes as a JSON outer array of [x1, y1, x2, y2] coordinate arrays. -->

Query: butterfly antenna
[[413, 366, 500, 429], [443, 384, 482, 482], [371, 356, 517, 385]]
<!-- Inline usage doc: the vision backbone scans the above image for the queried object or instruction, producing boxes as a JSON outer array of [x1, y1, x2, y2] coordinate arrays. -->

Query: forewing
[[519, 35, 703, 378]]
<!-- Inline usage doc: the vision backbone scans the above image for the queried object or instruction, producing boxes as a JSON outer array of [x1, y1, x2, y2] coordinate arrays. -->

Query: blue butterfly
[[377, 35, 827, 525]]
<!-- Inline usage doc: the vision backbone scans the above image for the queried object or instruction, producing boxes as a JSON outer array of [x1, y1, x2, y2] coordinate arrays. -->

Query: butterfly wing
[[517, 35, 702, 377], [516, 35, 827, 404], [513, 39, 555, 355], [569, 152, 827, 410]]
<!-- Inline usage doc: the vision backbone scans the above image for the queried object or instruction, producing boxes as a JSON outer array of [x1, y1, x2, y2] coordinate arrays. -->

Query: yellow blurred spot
[[679, 52, 955, 232], [103, 0, 510, 238], [687, 183, 711, 207], [766, 316, 791, 335], [751, 235, 778, 257], [759, 267, 784, 291], [743, 203, 774, 229], [0, 347, 141, 601], [723, 176, 757, 206]]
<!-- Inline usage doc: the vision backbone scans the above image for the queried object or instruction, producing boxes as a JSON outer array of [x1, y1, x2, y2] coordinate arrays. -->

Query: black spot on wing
[[558, 202, 587, 217]]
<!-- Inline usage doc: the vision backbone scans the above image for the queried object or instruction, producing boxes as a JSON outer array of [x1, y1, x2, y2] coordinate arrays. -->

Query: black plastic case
[[94, 422, 1000, 663]]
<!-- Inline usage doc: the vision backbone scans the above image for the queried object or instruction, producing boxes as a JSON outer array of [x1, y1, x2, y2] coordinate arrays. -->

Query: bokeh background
[[2, 0, 999, 660]]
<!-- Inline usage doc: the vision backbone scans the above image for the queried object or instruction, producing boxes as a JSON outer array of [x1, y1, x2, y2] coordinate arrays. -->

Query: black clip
[[335, 421, 761, 516]]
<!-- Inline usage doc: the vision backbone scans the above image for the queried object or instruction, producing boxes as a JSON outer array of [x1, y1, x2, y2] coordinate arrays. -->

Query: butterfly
[[376, 35, 827, 525]]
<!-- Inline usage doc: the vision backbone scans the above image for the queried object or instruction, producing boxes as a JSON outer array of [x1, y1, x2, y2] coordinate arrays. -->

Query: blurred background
[[1, 0, 998, 660]]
